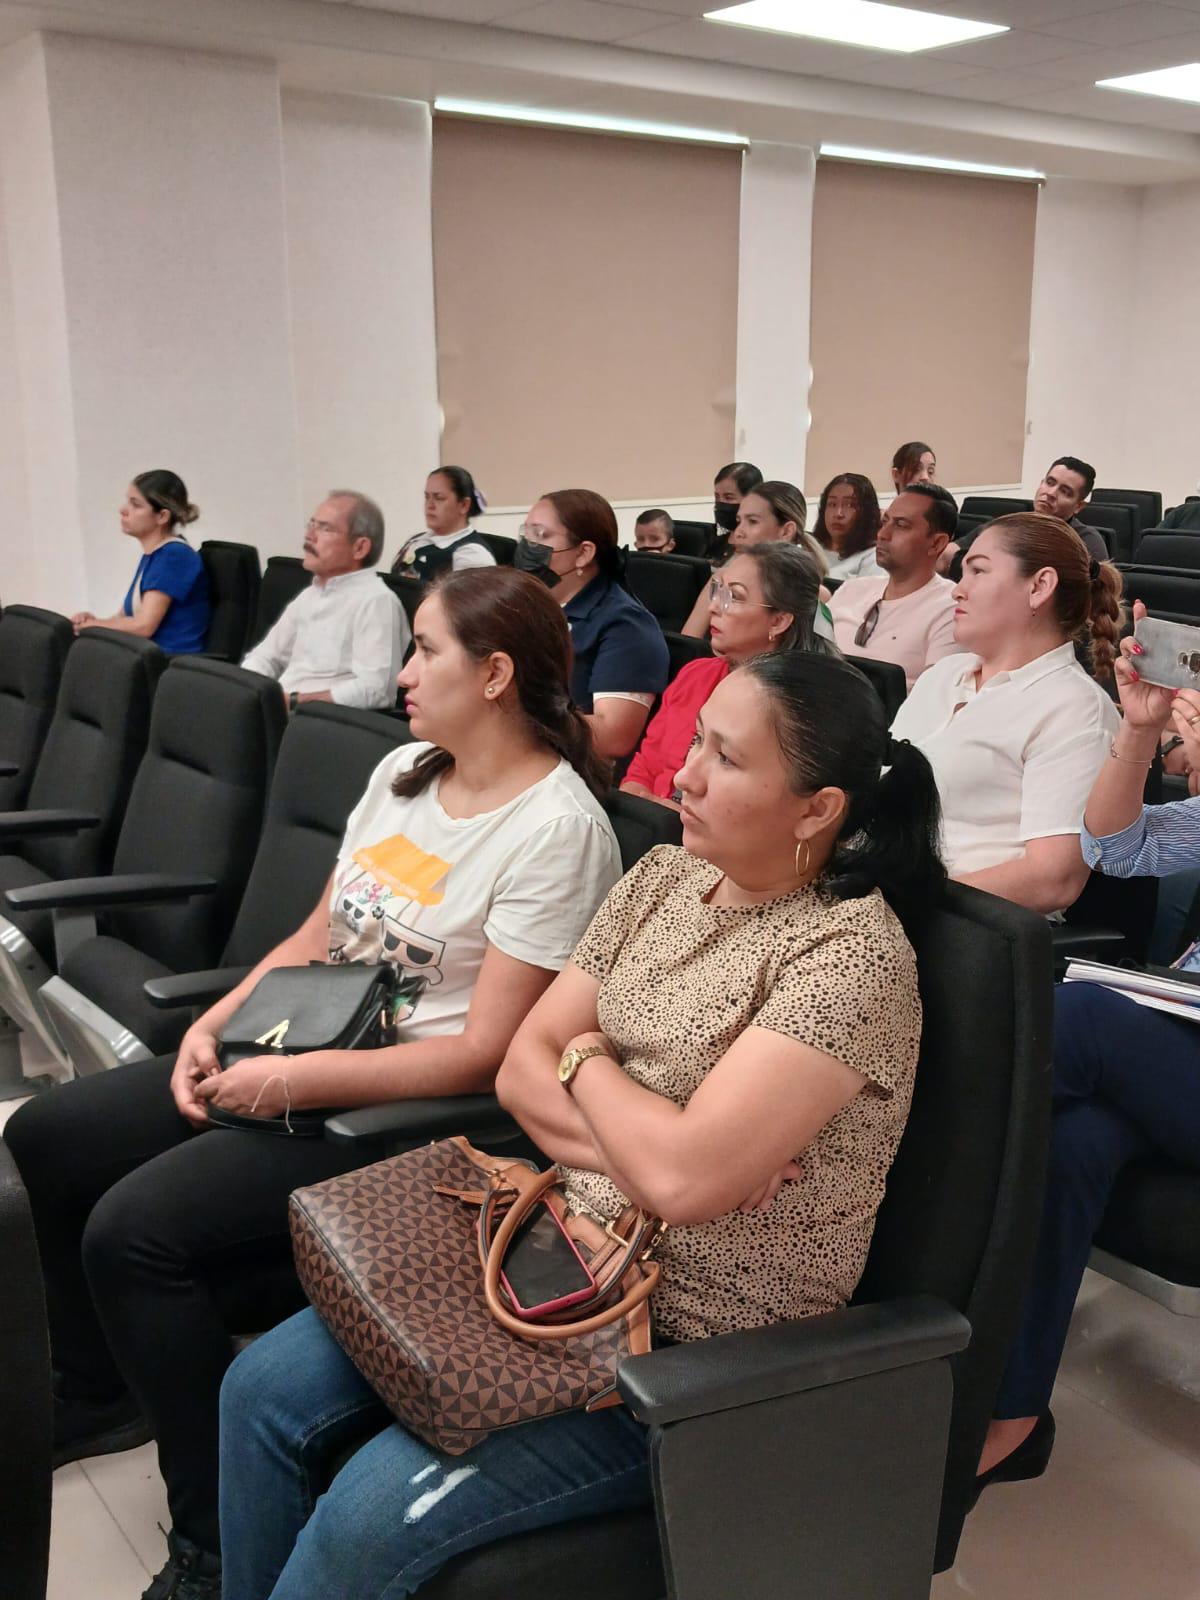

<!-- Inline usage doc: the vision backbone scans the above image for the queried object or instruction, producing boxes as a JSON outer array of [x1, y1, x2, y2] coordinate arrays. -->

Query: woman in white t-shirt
[[4, 565, 621, 1594], [890, 513, 1123, 915]]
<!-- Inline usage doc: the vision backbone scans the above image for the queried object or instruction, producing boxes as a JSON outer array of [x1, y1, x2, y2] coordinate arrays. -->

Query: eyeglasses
[[518, 523, 573, 551], [854, 599, 883, 648], [306, 517, 344, 538], [707, 577, 773, 615]]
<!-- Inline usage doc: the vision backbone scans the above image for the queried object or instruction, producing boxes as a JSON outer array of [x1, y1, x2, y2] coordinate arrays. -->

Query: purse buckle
[[254, 1019, 290, 1048]]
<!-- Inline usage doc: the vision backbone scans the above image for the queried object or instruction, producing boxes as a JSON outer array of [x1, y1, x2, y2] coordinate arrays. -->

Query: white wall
[[1020, 178, 1144, 500], [281, 90, 440, 556], [1122, 179, 1200, 509]]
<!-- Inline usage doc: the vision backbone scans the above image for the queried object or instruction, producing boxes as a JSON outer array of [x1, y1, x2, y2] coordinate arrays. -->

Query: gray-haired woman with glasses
[[623, 544, 835, 809]]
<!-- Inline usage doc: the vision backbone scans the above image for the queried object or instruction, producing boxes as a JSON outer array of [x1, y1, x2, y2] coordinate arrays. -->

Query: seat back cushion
[[200, 541, 261, 660], [601, 790, 683, 874], [0, 606, 74, 809], [250, 556, 311, 647]]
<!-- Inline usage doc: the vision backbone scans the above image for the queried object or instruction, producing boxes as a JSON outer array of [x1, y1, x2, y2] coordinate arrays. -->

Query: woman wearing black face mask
[[711, 461, 764, 562], [514, 489, 669, 762]]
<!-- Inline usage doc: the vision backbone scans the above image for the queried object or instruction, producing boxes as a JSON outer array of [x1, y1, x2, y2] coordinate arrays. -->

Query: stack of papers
[[1062, 959, 1200, 1024]]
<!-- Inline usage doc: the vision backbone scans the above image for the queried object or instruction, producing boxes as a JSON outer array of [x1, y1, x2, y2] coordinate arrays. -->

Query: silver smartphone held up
[[1133, 616, 1200, 691]]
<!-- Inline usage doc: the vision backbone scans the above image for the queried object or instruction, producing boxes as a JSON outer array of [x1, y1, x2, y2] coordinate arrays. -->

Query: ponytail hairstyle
[[133, 469, 199, 531], [541, 488, 621, 579], [391, 567, 611, 802], [746, 479, 828, 575], [813, 472, 882, 556], [430, 465, 485, 519], [739, 543, 836, 655], [741, 651, 945, 930], [985, 512, 1124, 680]]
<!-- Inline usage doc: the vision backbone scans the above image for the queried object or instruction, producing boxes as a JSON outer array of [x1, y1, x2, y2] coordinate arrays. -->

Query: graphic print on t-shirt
[[329, 834, 453, 1024]]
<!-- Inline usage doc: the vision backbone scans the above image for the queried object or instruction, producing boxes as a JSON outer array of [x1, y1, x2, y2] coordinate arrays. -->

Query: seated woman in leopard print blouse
[[218, 651, 947, 1600]]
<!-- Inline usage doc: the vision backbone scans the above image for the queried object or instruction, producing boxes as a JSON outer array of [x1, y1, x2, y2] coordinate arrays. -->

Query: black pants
[[4, 1057, 369, 1555]]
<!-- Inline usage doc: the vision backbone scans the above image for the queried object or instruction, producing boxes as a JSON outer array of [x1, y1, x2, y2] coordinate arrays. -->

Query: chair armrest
[[324, 1094, 516, 1147], [143, 965, 254, 1010], [0, 760, 16, 777], [617, 1295, 970, 1427], [6, 872, 218, 913], [0, 808, 100, 840], [1049, 925, 1129, 961]]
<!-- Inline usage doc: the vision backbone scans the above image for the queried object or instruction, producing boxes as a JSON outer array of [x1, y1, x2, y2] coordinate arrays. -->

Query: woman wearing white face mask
[[890, 512, 1123, 915], [513, 488, 669, 762]]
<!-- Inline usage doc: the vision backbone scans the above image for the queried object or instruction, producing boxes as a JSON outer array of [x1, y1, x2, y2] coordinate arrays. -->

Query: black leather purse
[[207, 962, 398, 1136]]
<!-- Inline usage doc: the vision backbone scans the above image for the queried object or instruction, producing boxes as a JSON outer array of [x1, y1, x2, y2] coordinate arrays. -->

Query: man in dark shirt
[[1032, 455, 1108, 562]]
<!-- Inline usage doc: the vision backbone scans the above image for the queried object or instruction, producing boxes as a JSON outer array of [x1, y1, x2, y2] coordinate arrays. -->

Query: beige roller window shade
[[807, 160, 1038, 495], [431, 117, 740, 508]]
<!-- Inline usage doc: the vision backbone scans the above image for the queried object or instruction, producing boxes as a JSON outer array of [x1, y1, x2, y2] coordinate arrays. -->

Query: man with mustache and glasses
[[242, 489, 407, 711]]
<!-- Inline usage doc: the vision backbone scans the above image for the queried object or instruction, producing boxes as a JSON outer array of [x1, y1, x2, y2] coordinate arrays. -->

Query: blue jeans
[[219, 1307, 653, 1599], [994, 982, 1200, 1418]]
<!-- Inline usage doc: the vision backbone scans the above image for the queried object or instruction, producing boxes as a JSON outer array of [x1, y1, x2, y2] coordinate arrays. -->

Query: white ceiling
[[327, 0, 1200, 133]]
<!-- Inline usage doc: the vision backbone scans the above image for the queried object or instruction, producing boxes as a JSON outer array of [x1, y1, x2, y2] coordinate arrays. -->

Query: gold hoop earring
[[795, 838, 811, 879]]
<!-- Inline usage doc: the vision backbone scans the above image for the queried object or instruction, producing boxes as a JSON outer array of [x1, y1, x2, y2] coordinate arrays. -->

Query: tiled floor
[[6, 1097, 1198, 1599]]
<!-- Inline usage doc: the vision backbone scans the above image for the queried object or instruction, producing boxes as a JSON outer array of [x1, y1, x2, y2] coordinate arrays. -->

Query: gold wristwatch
[[557, 1044, 609, 1092]]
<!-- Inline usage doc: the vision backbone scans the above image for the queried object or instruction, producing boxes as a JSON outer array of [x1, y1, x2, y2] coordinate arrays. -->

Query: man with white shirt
[[243, 490, 407, 710], [829, 483, 959, 688]]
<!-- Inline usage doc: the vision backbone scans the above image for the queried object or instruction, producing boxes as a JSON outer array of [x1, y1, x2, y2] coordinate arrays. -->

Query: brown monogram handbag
[[289, 1136, 664, 1455]]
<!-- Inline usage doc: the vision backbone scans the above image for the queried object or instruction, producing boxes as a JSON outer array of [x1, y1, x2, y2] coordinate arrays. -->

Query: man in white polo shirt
[[829, 484, 958, 688]]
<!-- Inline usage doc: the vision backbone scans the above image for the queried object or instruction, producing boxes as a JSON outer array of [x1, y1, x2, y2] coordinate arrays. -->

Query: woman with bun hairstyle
[[891, 441, 937, 492], [814, 473, 883, 581], [392, 466, 496, 583], [890, 512, 1123, 915], [71, 470, 210, 654], [513, 487, 669, 760]]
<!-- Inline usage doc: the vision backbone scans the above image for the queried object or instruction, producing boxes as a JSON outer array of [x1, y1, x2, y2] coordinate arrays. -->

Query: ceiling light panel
[[1098, 63, 1200, 105], [704, 0, 1007, 54]]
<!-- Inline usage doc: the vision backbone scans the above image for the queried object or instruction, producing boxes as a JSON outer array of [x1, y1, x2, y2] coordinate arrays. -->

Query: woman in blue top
[[71, 469, 210, 654], [513, 488, 668, 761], [976, 596, 1200, 1502]]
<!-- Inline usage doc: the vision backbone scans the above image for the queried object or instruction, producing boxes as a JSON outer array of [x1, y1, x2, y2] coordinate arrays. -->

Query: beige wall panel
[[808, 161, 1037, 497], [432, 118, 740, 508]]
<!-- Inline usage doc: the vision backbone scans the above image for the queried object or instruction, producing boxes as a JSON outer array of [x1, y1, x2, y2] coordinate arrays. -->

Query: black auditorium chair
[[323, 884, 1052, 1599], [249, 555, 310, 647], [1116, 565, 1200, 625], [0, 631, 165, 1059], [1081, 501, 1134, 563], [0, 607, 74, 810], [4, 660, 286, 1075], [955, 511, 988, 543], [959, 495, 1033, 520], [669, 520, 717, 558], [199, 540, 262, 661], [1091, 1161, 1200, 1318], [845, 655, 907, 721], [1091, 487, 1162, 535], [624, 553, 710, 633], [138, 703, 412, 1055], [0, 1137, 51, 1600], [662, 630, 713, 683], [1130, 533, 1200, 572], [382, 572, 423, 636], [479, 533, 516, 566]]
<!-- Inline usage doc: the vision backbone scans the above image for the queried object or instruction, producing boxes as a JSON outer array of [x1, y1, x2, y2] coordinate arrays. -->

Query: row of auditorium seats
[[0, 646, 1064, 1593]]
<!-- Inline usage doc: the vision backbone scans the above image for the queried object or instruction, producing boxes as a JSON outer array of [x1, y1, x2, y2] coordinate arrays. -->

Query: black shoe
[[142, 1529, 222, 1600], [52, 1387, 153, 1470], [970, 1410, 1056, 1511]]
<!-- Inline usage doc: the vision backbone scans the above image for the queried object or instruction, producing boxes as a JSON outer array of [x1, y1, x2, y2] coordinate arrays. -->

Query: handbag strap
[[481, 1169, 662, 1341]]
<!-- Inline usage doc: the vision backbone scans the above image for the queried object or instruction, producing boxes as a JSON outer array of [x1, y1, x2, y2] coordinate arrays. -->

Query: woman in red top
[[623, 543, 831, 809]]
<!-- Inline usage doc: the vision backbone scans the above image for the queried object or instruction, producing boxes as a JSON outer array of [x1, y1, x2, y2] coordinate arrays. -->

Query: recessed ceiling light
[[433, 98, 747, 145], [704, 0, 1007, 54], [820, 143, 1044, 180], [1097, 63, 1200, 105]]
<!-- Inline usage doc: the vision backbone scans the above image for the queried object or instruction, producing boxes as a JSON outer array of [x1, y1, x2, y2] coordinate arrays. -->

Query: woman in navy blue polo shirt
[[515, 489, 668, 760], [71, 470, 210, 655]]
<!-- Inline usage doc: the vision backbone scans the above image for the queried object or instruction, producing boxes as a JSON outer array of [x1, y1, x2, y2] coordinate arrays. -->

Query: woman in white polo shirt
[[890, 513, 1123, 915]]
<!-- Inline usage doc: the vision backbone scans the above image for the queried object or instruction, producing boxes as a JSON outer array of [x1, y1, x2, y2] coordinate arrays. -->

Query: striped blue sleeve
[[1082, 798, 1200, 879]]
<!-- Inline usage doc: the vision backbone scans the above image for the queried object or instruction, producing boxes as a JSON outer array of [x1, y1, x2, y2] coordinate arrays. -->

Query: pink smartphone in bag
[[499, 1198, 598, 1319]]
